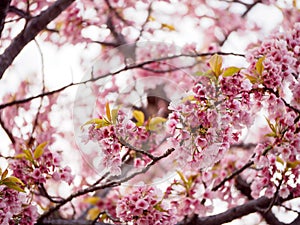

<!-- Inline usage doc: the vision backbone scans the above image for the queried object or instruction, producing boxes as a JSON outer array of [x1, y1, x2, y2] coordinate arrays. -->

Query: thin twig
[[0, 51, 245, 110], [0, 0, 75, 78], [37, 148, 174, 223]]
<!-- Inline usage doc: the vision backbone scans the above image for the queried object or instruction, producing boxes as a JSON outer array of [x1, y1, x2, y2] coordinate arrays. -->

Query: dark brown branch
[[242, 0, 262, 18], [184, 196, 291, 225], [0, 0, 75, 79], [0, 0, 12, 37], [219, 0, 262, 46], [38, 219, 113, 225], [290, 215, 300, 225], [265, 87, 300, 115], [8, 5, 31, 19], [212, 146, 272, 191], [118, 137, 156, 160], [235, 176, 284, 225], [135, 2, 153, 43], [0, 111, 15, 144], [91, 40, 120, 47], [38, 184, 64, 204], [212, 160, 254, 191]]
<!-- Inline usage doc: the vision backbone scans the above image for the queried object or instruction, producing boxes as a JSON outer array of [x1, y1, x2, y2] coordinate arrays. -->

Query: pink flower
[[135, 199, 150, 210], [52, 171, 60, 181], [279, 186, 290, 199], [195, 136, 207, 148]]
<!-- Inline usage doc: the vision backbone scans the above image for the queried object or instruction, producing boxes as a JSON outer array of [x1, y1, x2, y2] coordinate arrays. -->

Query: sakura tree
[[0, 0, 299, 225]]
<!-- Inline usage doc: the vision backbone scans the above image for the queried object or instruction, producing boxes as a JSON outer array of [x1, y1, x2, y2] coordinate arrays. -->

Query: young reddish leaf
[[222, 67, 241, 77], [87, 207, 101, 220], [34, 141, 47, 159], [148, 117, 167, 131], [105, 102, 111, 122], [255, 56, 265, 76], [209, 54, 223, 77], [133, 110, 145, 126]]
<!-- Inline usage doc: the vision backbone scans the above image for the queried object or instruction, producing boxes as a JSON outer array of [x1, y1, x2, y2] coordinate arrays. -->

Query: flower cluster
[[116, 186, 177, 225], [10, 145, 73, 186], [246, 23, 300, 91], [86, 123, 123, 176], [0, 187, 38, 225], [166, 68, 253, 170]]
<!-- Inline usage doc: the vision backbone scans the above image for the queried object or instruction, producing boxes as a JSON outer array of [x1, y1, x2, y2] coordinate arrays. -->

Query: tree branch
[[8, 5, 31, 20], [0, 0, 75, 79], [37, 148, 174, 223], [39, 219, 113, 225], [235, 176, 285, 225], [185, 197, 276, 225], [0, 0, 12, 37], [0, 51, 244, 110], [0, 111, 15, 144]]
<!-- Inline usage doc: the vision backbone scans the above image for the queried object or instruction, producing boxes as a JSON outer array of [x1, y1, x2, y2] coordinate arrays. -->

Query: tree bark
[[0, 0, 75, 79], [0, 0, 11, 37]]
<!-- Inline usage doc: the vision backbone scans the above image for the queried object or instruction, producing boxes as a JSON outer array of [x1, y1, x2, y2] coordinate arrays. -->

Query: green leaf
[[2, 176, 24, 186], [195, 70, 214, 78], [14, 153, 26, 159], [161, 23, 175, 31], [133, 110, 144, 126], [148, 117, 167, 131], [94, 119, 110, 129], [82, 118, 110, 129], [287, 160, 300, 169], [1, 169, 8, 180], [176, 170, 187, 186], [83, 196, 101, 205], [209, 54, 223, 77], [222, 67, 241, 77], [105, 102, 111, 122], [23, 149, 33, 162], [3, 182, 25, 192], [245, 74, 257, 84], [1, 178, 25, 192], [87, 207, 101, 220], [265, 117, 277, 134], [182, 95, 195, 103], [265, 133, 277, 137], [34, 142, 47, 159], [276, 156, 284, 165], [255, 56, 265, 76], [111, 108, 119, 124]]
